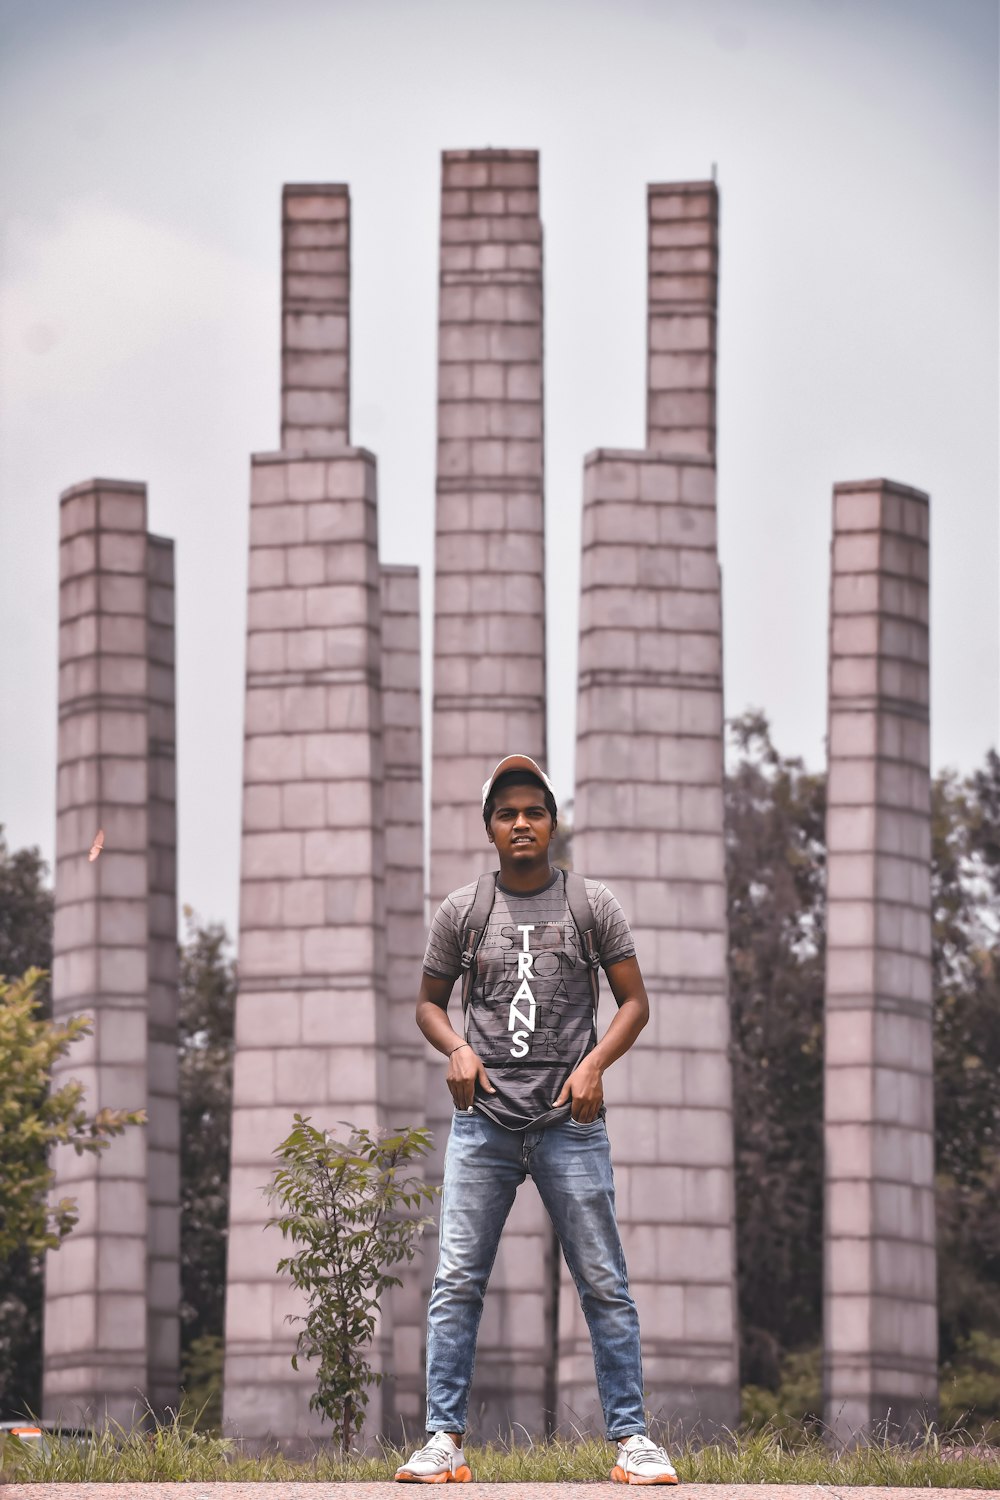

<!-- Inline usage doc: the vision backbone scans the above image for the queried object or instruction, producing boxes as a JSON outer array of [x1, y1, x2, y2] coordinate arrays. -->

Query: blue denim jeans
[[425, 1109, 646, 1439]]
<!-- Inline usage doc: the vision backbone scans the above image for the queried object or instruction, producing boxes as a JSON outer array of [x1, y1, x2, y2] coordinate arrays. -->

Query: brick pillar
[[427, 148, 550, 1436], [379, 564, 426, 1433], [145, 534, 181, 1412], [646, 182, 717, 460], [223, 448, 387, 1446], [823, 478, 936, 1442], [45, 480, 180, 1425], [560, 178, 737, 1434], [564, 451, 739, 1433], [281, 184, 350, 450]]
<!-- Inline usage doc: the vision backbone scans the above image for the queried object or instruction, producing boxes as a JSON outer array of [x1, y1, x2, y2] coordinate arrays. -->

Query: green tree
[[0, 970, 145, 1414], [177, 911, 236, 1424], [724, 711, 827, 1390], [931, 753, 1000, 1371], [0, 828, 53, 1010], [0, 830, 55, 1418], [267, 1116, 438, 1454]]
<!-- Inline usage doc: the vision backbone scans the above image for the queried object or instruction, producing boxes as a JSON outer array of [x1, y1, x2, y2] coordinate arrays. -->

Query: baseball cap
[[481, 754, 557, 812]]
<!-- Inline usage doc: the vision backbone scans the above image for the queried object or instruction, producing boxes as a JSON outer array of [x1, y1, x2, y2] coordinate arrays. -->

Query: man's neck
[[496, 858, 557, 895]]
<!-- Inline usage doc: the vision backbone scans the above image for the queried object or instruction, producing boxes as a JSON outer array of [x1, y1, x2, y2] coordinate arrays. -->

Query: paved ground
[[2, 1486, 996, 1498]]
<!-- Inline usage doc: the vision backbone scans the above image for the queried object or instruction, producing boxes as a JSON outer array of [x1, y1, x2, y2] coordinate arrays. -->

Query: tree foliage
[[0, 968, 146, 1260], [0, 832, 59, 1417], [267, 1117, 438, 1453], [725, 720, 1000, 1424], [176, 910, 236, 1428], [178, 912, 236, 1347], [724, 711, 827, 1390]]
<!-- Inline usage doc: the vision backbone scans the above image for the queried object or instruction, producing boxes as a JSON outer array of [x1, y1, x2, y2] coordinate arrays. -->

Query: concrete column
[[45, 480, 152, 1425], [564, 450, 739, 1433], [823, 478, 936, 1442], [379, 564, 426, 1433], [223, 448, 387, 1445], [145, 534, 181, 1413], [430, 148, 546, 903], [427, 148, 551, 1437], [281, 184, 350, 450], [646, 182, 717, 460]]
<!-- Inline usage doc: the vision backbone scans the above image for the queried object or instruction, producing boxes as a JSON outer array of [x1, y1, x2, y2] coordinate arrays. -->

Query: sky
[[1, 0, 997, 939]]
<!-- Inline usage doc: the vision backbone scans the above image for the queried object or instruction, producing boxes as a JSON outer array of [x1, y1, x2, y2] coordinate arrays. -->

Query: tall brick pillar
[[44, 480, 179, 1425], [823, 479, 936, 1442], [427, 148, 551, 1435], [379, 564, 426, 1432], [281, 184, 350, 449], [223, 185, 392, 1446], [145, 534, 181, 1411], [560, 181, 738, 1434]]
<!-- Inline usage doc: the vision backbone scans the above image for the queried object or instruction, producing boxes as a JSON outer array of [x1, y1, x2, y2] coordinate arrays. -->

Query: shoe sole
[[395, 1466, 473, 1483], [610, 1465, 679, 1485]]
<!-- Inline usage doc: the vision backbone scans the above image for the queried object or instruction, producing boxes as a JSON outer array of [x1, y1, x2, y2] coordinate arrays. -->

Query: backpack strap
[[460, 872, 498, 1024], [565, 870, 601, 1014]]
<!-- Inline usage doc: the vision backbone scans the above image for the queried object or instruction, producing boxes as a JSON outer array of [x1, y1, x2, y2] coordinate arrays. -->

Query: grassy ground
[[1, 1415, 999, 1487]]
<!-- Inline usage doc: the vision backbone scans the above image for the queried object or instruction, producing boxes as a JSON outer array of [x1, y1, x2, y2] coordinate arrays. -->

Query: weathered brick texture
[[45, 480, 179, 1425], [823, 478, 937, 1441], [282, 185, 350, 450], [427, 149, 551, 1437], [647, 183, 718, 460], [379, 563, 426, 1432], [565, 451, 739, 1433], [223, 449, 388, 1445]]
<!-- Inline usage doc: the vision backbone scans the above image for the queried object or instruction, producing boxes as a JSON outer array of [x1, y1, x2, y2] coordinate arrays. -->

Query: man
[[395, 755, 678, 1485]]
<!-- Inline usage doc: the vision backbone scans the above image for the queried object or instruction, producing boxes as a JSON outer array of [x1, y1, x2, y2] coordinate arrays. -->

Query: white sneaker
[[611, 1434, 679, 1485], [395, 1431, 472, 1483]]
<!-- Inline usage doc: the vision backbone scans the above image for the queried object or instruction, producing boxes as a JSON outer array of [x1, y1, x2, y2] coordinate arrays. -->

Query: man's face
[[486, 781, 556, 863]]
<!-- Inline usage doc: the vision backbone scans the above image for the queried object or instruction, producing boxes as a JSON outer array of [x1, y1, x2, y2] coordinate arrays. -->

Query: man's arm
[[416, 972, 496, 1111], [551, 955, 649, 1123]]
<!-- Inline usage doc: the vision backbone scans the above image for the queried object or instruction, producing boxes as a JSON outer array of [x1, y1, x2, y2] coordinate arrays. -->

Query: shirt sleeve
[[422, 896, 464, 980], [592, 882, 636, 967]]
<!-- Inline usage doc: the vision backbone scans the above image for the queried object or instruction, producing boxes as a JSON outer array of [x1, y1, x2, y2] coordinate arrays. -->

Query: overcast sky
[[1, 0, 996, 938]]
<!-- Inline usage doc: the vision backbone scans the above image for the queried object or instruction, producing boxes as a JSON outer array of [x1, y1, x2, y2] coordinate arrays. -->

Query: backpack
[[459, 869, 601, 1025]]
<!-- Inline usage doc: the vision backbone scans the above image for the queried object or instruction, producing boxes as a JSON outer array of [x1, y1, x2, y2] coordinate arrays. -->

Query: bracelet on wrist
[[448, 1041, 470, 1057]]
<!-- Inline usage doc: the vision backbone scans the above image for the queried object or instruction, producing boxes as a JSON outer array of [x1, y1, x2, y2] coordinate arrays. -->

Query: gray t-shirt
[[423, 868, 636, 1131]]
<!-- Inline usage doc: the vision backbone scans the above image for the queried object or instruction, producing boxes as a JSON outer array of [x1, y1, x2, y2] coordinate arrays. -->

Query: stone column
[[823, 478, 936, 1442], [430, 148, 546, 903], [564, 450, 739, 1433], [45, 479, 180, 1425], [560, 178, 738, 1433], [427, 148, 551, 1436], [145, 535, 181, 1412], [647, 182, 717, 460], [223, 446, 387, 1446], [379, 564, 426, 1433], [281, 184, 350, 450]]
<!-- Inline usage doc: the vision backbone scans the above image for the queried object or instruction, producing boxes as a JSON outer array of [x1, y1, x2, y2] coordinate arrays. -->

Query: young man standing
[[395, 755, 678, 1485]]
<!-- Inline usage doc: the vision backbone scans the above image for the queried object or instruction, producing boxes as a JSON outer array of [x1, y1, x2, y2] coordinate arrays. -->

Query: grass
[[2, 1412, 1000, 1487]]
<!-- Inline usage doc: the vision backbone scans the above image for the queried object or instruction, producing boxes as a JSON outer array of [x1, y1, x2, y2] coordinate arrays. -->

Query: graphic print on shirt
[[509, 925, 536, 1057]]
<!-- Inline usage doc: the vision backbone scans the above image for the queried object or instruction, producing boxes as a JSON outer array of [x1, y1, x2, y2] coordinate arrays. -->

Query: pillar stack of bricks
[[562, 181, 739, 1433], [823, 478, 936, 1442], [428, 148, 551, 1435], [281, 184, 350, 450], [379, 563, 426, 1433], [223, 184, 394, 1445], [144, 534, 181, 1412], [646, 181, 717, 458], [44, 479, 179, 1425]]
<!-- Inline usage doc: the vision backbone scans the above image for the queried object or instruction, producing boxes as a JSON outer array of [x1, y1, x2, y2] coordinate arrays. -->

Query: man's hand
[[447, 1043, 496, 1111], [415, 973, 496, 1111], [552, 1054, 604, 1123]]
